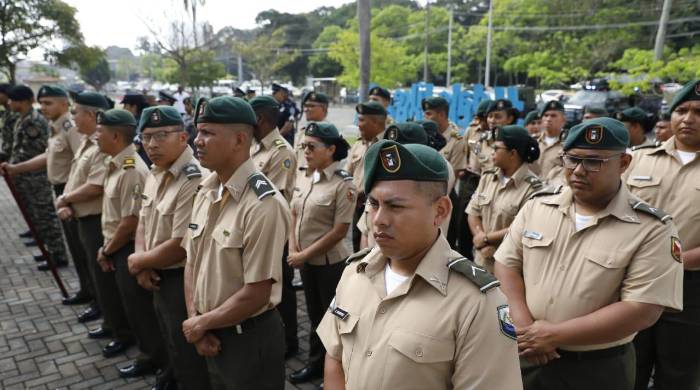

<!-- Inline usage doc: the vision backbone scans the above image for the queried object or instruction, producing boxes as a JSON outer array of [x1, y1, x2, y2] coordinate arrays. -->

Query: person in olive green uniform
[[0, 83, 19, 162], [287, 122, 355, 385], [467, 125, 541, 273], [495, 118, 684, 390], [182, 96, 289, 390], [127, 106, 211, 390], [616, 107, 652, 148]]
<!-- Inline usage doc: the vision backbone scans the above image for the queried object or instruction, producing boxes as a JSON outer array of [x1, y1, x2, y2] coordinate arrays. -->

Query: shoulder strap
[[482, 168, 498, 176], [524, 175, 543, 190], [447, 257, 500, 293], [529, 184, 562, 200], [182, 163, 202, 179], [122, 157, 136, 170], [247, 172, 276, 200], [631, 143, 658, 152], [334, 169, 353, 181], [345, 247, 372, 265], [273, 138, 287, 150], [629, 199, 672, 223]]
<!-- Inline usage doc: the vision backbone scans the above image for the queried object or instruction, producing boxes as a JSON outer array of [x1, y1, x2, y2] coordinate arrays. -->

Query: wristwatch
[[483, 234, 489, 245]]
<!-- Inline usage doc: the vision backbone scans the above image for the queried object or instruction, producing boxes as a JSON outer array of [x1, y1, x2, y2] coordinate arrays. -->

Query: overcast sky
[[64, 0, 356, 51]]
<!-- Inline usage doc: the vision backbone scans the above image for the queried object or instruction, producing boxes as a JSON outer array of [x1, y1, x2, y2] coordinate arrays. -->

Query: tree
[[234, 30, 300, 88], [0, 0, 83, 83], [56, 46, 111, 91], [308, 26, 344, 77]]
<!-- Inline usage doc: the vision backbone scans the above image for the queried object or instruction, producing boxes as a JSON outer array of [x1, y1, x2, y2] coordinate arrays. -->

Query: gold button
[[366, 350, 373, 357], [415, 348, 423, 357]]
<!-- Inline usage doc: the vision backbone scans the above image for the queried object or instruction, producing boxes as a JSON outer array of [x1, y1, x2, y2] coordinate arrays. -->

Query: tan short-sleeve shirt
[[440, 121, 468, 171], [346, 130, 386, 193], [46, 112, 81, 185], [466, 165, 540, 271], [317, 236, 523, 390], [494, 185, 684, 351], [291, 162, 355, 265], [101, 145, 148, 241], [250, 129, 296, 201], [466, 128, 495, 174], [140, 146, 207, 269], [183, 159, 290, 315], [64, 133, 107, 217], [531, 132, 563, 178]]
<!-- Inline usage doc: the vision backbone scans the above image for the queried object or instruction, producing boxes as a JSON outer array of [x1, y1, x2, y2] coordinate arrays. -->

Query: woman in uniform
[[287, 121, 355, 385], [466, 125, 541, 273]]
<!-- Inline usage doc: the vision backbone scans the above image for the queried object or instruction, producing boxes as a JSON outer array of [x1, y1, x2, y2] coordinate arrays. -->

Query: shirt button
[[559, 265, 565, 271], [366, 350, 373, 357], [415, 348, 423, 357], [549, 298, 554, 305]]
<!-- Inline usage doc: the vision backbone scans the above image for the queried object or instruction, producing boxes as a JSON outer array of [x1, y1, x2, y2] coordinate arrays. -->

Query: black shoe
[[118, 361, 157, 378], [284, 345, 299, 360], [317, 384, 324, 390], [37, 260, 68, 271], [24, 240, 37, 247], [62, 292, 92, 306], [288, 365, 323, 384], [77, 306, 101, 323], [102, 340, 132, 358], [33, 254, 45, 262], [152, 370, 177, 390], [19, 230, 32, 238], [87, 326, 112, 339]]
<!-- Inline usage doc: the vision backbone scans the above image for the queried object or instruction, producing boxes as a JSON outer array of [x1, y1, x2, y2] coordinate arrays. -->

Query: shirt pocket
[[580, 251, 628, 300], [211, 227, 244, 275], [385, 329, 454, 389], [626, 175, 661, 200]]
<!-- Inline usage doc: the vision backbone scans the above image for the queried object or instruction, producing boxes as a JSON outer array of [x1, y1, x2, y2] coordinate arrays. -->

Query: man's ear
[[433, 195, 452, 227]]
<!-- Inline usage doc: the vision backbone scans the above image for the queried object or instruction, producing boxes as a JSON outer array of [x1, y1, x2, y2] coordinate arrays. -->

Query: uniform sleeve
[[334, 180, 356, 225], [265, 148, 296, 196], [450, 138, 468, 171], [66, 128, 83, 154], [621, 220, 684, 311], [241, 198, 290, 284], [493, 200, 531, 271], [117, 169, 145, 218], [171, 178, 200, 239], [452, 290, 523, 389], [317, 310, 343, 360], [86, 150, 107, 186], [465, 175, 488, 216]]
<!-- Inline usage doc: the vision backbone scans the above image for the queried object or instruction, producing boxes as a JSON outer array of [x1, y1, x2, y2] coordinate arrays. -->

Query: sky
[[64, 0, 356, 51]]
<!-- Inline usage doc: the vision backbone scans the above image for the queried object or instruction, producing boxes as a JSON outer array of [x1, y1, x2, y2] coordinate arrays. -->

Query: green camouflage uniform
[[0, 108, 19, 162]]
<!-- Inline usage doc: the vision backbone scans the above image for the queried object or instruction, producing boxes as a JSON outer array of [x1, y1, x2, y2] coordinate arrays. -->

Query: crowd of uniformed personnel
[[0, 77, 697, 390]]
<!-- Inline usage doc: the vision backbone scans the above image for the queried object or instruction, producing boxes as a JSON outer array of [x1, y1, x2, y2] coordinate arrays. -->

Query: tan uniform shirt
[[466, 165, 540, 272], [291, 162, 355, 265], [346, 130, 386, 193], [532, 132, 563, 178], [250, 129, 296, 202], [317, 235, 523, 390], [626, 137, 700, 251], [293, 125, 307, 172], [183, 159, 290, 315], [46, 112, 81, 185], [494, 185, 684, 351], [440, 121, 468, 171], [101, 145, 148, 241], [141, 147, 207, 269], [64, 133, 107, 217], [467, 128, 495, 174]]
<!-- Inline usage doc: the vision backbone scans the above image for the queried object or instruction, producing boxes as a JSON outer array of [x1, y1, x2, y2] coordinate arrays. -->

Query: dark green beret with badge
[[584, 106, 607, 116], [249, 95, 280, 111], [74, 92, 110, 110], [524, 110, 540, 125], [384, 122, 428, 145], [363, 140, 448, 195], [356, 101, 387, 116], [37, 85, 68, 99], [421, 96, 449, 111], [539, 100, 565, 117], [670, 79, 700, 113], [369, 86, 391, 100], [487, 99, 516, 114], [97, 109, 137, 127], [616, 107, 647, 123], [304, 121, 350, 160], [8, 85, 34, 101], [563, 117, 629, 151], [139, 105, 183, 132], [302, 91, 330, 105], [195, 96, 257, 127], [476, 99, 493, 118], [659, 109, 671, 121]]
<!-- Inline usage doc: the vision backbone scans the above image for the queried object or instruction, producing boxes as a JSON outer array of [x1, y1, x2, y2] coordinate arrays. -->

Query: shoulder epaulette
[[631, 141, 663, 152], [524, 175, 543, 190], [62, 120, 73, 130], [629, 199, 672, 223], [273, 138, 288, 150], [529, 184, 562, 200], [482, 168, 498, 176], [122, 157, 136, 169], [247, 172, 276, 200], [345, 247, 372, 265], [450, 130, 462, 139], [182, 163, 201, 179], [447, 257, 500, 293], [334, 169, 353, 181]]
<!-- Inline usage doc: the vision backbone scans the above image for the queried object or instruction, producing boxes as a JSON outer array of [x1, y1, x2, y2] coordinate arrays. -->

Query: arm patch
[[247, 172, 276, 200], [447, 257, 500, 293], [273, 138, 288, 150]]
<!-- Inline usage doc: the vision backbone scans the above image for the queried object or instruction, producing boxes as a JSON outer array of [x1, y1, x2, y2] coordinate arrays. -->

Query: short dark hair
[[254, 106, 278, 124], [415, 181, 448, 202], [109, 125, 136, 144]]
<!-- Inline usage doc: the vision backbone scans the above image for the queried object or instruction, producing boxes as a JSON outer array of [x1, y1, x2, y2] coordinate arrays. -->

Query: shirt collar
[[201, 158, 257, 204], [542, 184, 639, 224], [319, 161, 340, 181], [162, 145, 195, 178], [362, 130, 386, 145], [259, 128, 283, 150], [496, 164, 530, 188]]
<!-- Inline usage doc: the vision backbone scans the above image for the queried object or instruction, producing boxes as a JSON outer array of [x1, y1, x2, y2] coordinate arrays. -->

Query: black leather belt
[[685, 271, 700, 281], [557, 343, 629, 361], [200, 309, 277, 335]]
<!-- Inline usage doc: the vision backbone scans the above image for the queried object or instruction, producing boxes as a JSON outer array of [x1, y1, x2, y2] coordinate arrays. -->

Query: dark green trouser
[[153, 268, 211, 390], [77, 214, 132, 342], [112, 242, 168, 369], [522, 343, 635, 390], [205, 309, 285, 390]]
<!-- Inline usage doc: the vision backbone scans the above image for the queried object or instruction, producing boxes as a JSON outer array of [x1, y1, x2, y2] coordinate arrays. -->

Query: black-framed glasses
[[141, 130, 181, 144], [560, 153, 623, 172], [300, 142, 326, 152]]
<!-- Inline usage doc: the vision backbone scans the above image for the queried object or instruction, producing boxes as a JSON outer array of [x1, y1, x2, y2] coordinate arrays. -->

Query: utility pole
[[654, 0, 672, 60], [358, 0, 371, 101], [446, 6, 453, 87], [485, 0, 494, 87], [237, 54, 243, 83], [423, 0, 430, 82]]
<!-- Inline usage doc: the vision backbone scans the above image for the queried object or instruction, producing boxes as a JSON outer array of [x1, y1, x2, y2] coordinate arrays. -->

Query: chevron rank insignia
[[447, 257, 500, 293], [247, 173, 276, 200], [123, 157, 136, 169]]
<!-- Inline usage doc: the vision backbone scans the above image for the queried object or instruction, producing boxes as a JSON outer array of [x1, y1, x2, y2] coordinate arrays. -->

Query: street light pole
[[423, 0, 430, 82], [485, 0, 494, 87], [358, 0, 371, 101], [446, 6, 453, 87]]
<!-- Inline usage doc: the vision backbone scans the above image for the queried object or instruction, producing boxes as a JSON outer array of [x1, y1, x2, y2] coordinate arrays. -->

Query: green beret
[[249, 95, 280, 111], [364, 140, 448, 195], [97, 109, 137, 127], [487, 99, 516, 114], [139, 106, 184, 132], [539, 100, 565, 117], [8, 85, 34, 101], [356, 101, 387, 116], [302, 91, 330, 105], [563, 117, 629, 151], [524, 110, 540, 125], [37, 85, 67, 99], [369, 86, 391, 100], [421, 96, 449, 111], [74, 92, 110, 110], [494, 125, 541, 163], [670, 79, 700, 113], [195, 96, 257, 127], [158, 91, 176, 104], [658, 109, 671, 121], [384, 122, 428, 145], [304, 121, 341, 139], [584, 106, 607, 116], [476, 99, 492, 118], [616, 107, 647, 123]]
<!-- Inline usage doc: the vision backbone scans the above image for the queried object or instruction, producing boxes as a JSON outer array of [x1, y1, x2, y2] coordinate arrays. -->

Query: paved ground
[[0, 180, 321, 390]]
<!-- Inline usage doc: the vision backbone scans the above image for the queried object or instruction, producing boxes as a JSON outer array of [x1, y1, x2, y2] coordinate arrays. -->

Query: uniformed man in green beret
[[368, 86, 394, 125], [653, 109, 672, 143], [495, 117, 684, 390], [531, 100, 567, 179], [295, 91, 331, 175], [524, 110, 542, 137], [318, 139, 522, 389], [182, 96, 289, 389], [582, 106, 607, 121], [616, 107, 652, 148]]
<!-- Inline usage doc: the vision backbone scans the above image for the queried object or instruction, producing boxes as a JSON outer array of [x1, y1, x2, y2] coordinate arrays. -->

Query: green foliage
[[235, 29, 300, 87], [56, 46, 111, 90], [159, 49, 225, 88]]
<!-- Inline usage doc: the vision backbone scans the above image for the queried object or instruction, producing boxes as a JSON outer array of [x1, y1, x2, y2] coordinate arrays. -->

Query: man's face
[[367, 180, 448, 261], [671, 100, 700, 149], [369, 95, 389, 108], [582, 112, 601, 121], [39, 97, 67, 121], [541, 110, 566, 134], [357, 114, 384, 140], [486, 110, 513, 130], [423, 108, 447, 129], [143, 126, 187, 168], [273, 90, 287, 103], [72, 105, 96, 134], [654, 120, 672, 142], [304, 101, 326, 122], [526, 120, 541, 136], [623, 121, 645, 146], [195, 122, 245, 170], [8, 99, 26, 113], [564, 148, 629, 206], [95, 124, 115, 153]]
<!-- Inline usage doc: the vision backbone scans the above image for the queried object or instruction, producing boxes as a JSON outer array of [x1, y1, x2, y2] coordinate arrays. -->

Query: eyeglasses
[[300, 142, 326, 152], [141, 130, 180, 144], [560, 153, 623, 172]]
